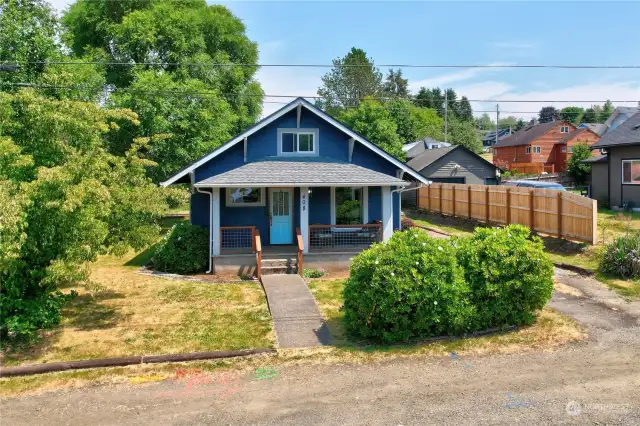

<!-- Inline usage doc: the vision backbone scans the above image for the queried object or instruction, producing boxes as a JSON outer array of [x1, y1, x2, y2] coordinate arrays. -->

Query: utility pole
[[444, 91, 448, 143], [495, 104, 500, 146]]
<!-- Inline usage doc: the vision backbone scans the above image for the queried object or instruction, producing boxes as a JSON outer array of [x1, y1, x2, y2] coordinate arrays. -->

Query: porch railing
[[309, 224, 382, 252], [296, 227, 304, 277], [220, 226, 255, 254]]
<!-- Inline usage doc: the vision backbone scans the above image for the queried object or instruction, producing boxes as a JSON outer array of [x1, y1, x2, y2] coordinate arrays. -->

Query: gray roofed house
[[401, 145, 502, 208], [600, 105, 640, 136], [403, 137, 451, 159], [159, 97, 430, 276], [577, 123, 605, 135], [584, 112, 640, 210]]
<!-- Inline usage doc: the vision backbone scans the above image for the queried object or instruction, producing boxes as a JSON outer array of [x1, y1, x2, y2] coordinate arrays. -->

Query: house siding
[[417, 149, 496, 185], [220, 188, 271, 244], [368, 186, 382, 222], [609, 145, 640, 208], [309, 187, 331, 224], [190, 192, 210, 228], [589, 162, 609, 206]]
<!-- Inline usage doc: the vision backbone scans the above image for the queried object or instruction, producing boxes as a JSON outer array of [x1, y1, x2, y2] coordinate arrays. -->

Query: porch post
[[300, 186, 309, 254], [362, 186, 369, 223], [382, 186, 393, 241], [211, 187, 221, 256]]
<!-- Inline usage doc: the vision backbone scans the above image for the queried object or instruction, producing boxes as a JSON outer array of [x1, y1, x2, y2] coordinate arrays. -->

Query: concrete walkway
[[261, 274, 331, 348]]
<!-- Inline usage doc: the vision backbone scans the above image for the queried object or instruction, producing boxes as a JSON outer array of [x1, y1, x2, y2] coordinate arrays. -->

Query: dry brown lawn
[[2, 251, 274, 367]]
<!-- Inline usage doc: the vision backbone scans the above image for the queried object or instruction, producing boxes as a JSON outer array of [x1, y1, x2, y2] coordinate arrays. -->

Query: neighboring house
[[585, 112, 640, 210], [402, 146, 501, 208], [600, 106, 639, 136], [577, 123, 605, 136], [403, 137, 451, 160], [482, 128, 512, 147], [493, 120, 600, 173], [160, 97, 429, 274]]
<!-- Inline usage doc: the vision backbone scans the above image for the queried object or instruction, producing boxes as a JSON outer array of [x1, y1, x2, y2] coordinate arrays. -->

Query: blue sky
[[49, 1, 640, 119]]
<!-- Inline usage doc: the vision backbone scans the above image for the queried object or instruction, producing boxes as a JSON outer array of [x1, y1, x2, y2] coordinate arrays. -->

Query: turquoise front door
[[270, 188, 293, 244]]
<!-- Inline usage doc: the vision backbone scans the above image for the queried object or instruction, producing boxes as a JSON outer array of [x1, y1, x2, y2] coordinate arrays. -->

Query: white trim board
[[160, 98, 429, 187]]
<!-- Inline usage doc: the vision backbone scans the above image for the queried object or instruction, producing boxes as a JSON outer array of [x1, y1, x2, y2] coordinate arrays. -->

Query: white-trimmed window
[[622, 159, 640, 184], [226, 187, 265, 207], [533, 146, 541, 153], [525, 146, 531, 154], [568, 146, 573, 153], [277, 128, 319, 156], [561, 146, 567, 153], [560, 126, 570, 133]]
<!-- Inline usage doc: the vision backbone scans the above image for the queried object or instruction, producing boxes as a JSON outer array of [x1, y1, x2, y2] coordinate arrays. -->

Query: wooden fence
[[417, 183, 597, 244], [511, 162, 555, 174]]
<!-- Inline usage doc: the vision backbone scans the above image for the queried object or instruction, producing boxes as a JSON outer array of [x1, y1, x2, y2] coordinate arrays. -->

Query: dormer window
[[560, 126, 570, 133], [277, 128, 319, 156]]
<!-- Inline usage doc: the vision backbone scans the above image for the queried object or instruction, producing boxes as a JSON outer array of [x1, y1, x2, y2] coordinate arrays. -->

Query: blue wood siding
[[309, 187, 331, 224], [190, 192, 210, 228], [368, 186, 382, 222], [393, 191, 400, 230], [220, 188, 271, 245]]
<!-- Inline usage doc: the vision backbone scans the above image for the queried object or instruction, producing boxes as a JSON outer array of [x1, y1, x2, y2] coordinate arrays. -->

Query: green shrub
[[303, 268, 325, 278], [152, 223, 209, 274], [456, 225, 554, 328], [343, 230, 474, 343], [598, 232, 640, 279], [164, 186, 190, 209]]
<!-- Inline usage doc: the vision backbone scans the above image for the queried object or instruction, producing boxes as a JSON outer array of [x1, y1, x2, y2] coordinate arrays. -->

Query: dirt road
[[2, 270, 639, 425]]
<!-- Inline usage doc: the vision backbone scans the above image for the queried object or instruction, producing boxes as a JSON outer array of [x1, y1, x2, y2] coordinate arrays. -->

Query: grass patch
[[404, 209, 476, 237], [2, 249, 274, 367]]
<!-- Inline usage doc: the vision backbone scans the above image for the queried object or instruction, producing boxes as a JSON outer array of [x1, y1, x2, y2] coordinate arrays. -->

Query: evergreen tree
[[581, 107, 599, 123], [382, 68, 409, 98], [600, 100, 615, 122], [457, 96, 474, 122]]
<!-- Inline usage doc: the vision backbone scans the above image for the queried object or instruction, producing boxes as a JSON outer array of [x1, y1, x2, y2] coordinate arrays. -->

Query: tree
[[316, 47, 383, 113], [0, 89, 168, 341], [600, 100, 614, 123], [581, 107, 599, 123], [538, 106, 560, 123], [498, 116, 519, 130], [339, 100, 404, 159], [414, 87, 445, 116], [0, 0, 59, 85], [560, 106, 585, 125], [61, 0, 264, 181], [382, 68, 408, 98], [515, 119, 527, 131], [475, 113, 494, 131], [457, 96, 474, 122], [448, 118, 484, 153], [565, 143, 593, 185], [384, 99, 444, 142]]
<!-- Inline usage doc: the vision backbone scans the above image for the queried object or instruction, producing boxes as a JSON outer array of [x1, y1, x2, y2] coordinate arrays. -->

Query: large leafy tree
[[448, 118, 484, 153], [0, 0, 59, 85], [382, 68, 409, 98], [61, 0, 264, 181], [565, 143, 593, 185], [475, 113, 494, 131], [560, 106, 584, 125], [384, 99, 444, 142], [316, 47, 383, 113], [339, 100, 405, 159], [0, 90, 168, 340], [538, 106, 560, 123], [414, 87, 445, 116]]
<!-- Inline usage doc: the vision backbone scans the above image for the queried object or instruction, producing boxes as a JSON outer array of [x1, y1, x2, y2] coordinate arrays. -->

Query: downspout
[[195, 186, 213, 273]]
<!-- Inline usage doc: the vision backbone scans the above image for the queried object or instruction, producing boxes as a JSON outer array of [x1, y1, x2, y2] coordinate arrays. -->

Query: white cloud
[[456, 82, 640, 120], [408, 62, 513, 91]]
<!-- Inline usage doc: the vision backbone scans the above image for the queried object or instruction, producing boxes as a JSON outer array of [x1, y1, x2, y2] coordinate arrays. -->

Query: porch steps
[[260, 257, 299, 275]]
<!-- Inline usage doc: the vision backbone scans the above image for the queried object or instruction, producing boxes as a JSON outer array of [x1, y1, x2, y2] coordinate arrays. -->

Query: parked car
[[502, 180, 566, 191]]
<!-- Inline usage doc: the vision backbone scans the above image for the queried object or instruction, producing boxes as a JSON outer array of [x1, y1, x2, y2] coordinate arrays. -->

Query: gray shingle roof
[[579, 123, 605, 135], [581, 155, 608, 164], [407, 146, 456, 171], [591, 112, 640, 148], [195, 157, 408, 186]]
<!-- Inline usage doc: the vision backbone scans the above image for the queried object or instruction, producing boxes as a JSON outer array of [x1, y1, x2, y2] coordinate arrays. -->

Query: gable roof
[[557, 127, 599, 144], [591, 112, 640, 148], [493, 120, 570, 148], [578, 123, 605, 135], [405, 137, 450, 159], [407, 145, 501, 173], [195, 157, 407, 187], [603, 106, 639, 130], [160, 97, 429, 187]]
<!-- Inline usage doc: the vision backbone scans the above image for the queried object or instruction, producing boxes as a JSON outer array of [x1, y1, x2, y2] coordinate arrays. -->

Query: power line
[[3, 60, 640, 69], [2, 82, 636, 104]]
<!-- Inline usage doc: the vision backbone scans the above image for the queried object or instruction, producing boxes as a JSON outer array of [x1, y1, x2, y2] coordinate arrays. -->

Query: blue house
[[161, 98, 428, 274]]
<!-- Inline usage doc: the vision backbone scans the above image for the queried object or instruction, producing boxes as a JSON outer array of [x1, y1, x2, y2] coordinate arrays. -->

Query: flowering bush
[[343, 229, 474, 343]]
